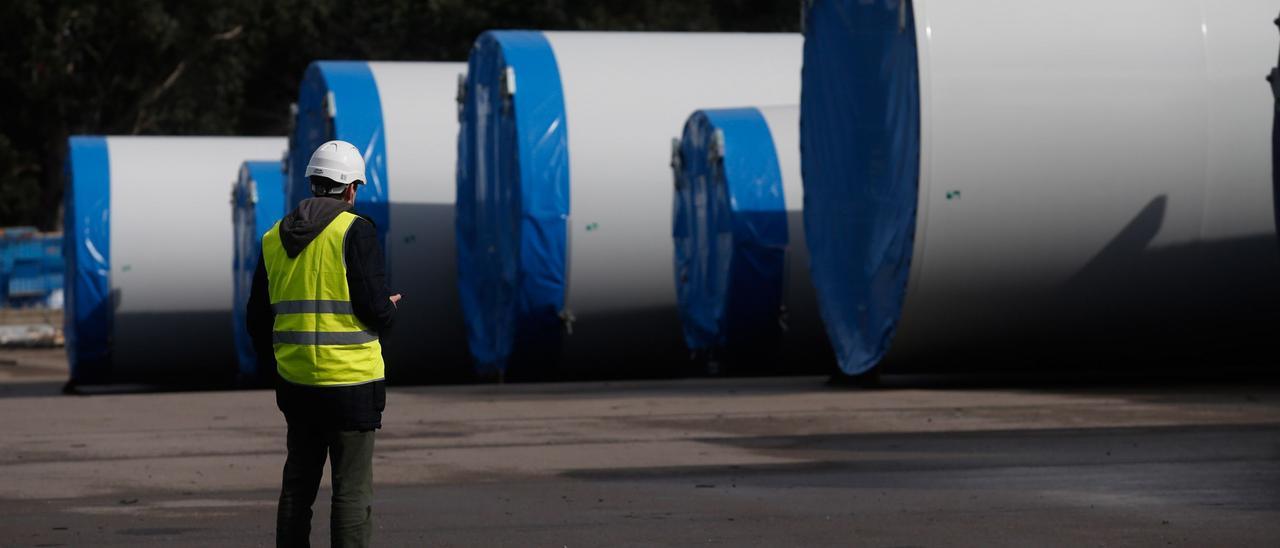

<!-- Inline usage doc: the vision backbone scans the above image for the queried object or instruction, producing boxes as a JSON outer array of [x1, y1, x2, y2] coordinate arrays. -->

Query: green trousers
[[276, 427, 375, 548]]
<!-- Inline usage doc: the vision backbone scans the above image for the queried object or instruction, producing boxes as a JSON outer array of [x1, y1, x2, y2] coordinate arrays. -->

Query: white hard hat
[[305, 140, 366, 194]]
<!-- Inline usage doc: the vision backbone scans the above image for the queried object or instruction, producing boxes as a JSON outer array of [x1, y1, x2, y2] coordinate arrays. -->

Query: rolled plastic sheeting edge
[[231, 160, 286, 382], [65, 136, 112, 383], [673, 108, 788, 355]]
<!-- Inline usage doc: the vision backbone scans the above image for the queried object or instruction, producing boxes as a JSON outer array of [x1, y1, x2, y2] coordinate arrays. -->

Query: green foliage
[[0, 0, 798, 229]]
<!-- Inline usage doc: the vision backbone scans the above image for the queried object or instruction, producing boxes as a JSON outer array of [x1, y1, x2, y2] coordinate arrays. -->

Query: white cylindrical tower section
[[801, 0, 1280, 375], [65, 136, 286, 384], [457, 31, 803, 375]]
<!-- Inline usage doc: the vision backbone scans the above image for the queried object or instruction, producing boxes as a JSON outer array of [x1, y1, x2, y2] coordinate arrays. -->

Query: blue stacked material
[[801, 0, 921, 376], [1, 231, 61, 268], [231, 160, 286, 383], [8, 273, 63, 299], [0, 228, 36, 304], [0, 228, 64, 307], [6, 261, 41, 296], [2, 233, 39, 264], [672, 108, 788, 359], [0, 227, 37, 238]]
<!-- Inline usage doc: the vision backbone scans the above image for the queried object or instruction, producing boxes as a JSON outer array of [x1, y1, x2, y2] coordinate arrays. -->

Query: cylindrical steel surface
[[65, 136, 286, 384], [802, 0, 1280, 375], [457, 31, 802, 375]]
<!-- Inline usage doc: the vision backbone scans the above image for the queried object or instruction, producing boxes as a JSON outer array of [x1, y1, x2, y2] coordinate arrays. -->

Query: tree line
[[0, 0, 797, 229]]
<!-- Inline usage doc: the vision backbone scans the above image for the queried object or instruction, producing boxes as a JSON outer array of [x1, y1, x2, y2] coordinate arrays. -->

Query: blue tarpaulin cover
[[64, 136, 112, 383], [801, 0, 921, 375], [1, 230, 63, 304], [672, 108, 788, 355], [232, 160, 285, 381], [289, 61, 389, 248], [456, 31, 569, 374]]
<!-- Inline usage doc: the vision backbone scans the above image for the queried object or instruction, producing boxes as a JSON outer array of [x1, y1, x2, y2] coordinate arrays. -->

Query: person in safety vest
[[246, 140, 400, 548]]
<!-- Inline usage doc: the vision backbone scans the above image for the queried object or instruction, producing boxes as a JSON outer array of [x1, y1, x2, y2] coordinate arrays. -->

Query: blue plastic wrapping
[[1, 231, 62, 302], [456, 31, 569, 374], [672, 108, 788, 355], [64, 136, 112, 383], [289, 62, 389, 249], [231, 160, 285, 381], [1, 231, 63, 304], [801, 0, 921, 375]]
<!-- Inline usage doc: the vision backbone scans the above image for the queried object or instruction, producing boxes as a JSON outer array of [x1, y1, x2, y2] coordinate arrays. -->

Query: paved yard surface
[[1, 348, 1278, 546]]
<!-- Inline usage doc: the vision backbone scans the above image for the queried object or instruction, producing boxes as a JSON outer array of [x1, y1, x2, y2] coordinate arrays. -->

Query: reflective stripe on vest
[[262, 211, 385, 386]]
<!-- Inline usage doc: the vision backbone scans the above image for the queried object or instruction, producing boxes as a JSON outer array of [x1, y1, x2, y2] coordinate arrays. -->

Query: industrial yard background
[[3, 0, 1280, 545]]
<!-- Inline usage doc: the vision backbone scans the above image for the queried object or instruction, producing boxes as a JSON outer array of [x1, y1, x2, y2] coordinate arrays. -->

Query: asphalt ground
[[1, 348, 1278, 547]]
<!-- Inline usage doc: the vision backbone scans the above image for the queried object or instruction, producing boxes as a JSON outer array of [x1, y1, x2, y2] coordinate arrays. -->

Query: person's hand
[[390, 294, 402, 306]]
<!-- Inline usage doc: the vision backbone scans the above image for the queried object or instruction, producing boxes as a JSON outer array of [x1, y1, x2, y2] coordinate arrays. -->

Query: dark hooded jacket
[[246, 197, 395, 431]]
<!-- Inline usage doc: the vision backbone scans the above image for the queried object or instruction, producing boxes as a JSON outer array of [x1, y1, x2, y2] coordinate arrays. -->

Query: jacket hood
[[279, 197, 353, 257]]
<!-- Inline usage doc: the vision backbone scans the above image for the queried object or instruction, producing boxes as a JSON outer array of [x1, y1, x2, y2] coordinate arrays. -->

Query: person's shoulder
[[346, 211, 378, 232]]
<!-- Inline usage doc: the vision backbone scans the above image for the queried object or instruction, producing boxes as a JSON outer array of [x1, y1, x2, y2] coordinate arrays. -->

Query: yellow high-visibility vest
[[262, 211, 384, 386]]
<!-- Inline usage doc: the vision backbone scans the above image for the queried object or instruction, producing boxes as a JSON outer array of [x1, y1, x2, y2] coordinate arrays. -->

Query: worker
[[246, 140, 401, 548]]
